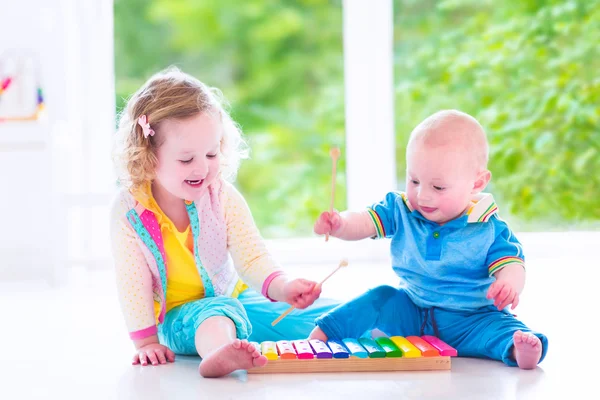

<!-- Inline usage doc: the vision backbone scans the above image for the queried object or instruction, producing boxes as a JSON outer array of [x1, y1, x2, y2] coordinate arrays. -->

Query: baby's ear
[[472, 170, 491, 194]]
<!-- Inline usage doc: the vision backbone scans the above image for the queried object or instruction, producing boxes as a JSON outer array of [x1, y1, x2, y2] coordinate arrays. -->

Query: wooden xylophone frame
[[247, 356, 452, 374]]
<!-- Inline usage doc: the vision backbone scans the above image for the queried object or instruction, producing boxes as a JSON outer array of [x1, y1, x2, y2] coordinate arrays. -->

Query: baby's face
[[153, 111, 222, 202], [406, 142, 483, 225]]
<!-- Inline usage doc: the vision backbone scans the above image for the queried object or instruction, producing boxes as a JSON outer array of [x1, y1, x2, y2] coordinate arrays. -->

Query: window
[[114, 0, 347, 239], [393, 0, 600, 229]]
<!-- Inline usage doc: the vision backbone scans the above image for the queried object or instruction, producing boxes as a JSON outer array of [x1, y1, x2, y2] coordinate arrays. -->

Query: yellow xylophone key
[[390, 336, 422, 358], [260, 341, 279, 360]]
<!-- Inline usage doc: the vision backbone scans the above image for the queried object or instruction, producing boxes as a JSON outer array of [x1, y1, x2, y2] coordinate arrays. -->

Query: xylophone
[[247, 335, 457, 374]]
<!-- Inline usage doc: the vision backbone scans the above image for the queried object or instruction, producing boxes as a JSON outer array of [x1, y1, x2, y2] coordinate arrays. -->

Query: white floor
[[1, 232, 597, 399]]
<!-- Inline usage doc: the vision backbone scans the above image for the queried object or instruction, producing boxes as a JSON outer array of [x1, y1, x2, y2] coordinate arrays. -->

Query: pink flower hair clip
[[138, 115, 155, 138]]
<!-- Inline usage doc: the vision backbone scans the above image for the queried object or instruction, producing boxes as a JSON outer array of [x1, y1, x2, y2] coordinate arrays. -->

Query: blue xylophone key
[[327, 340, 349, 359], [342, 338, 368, 358]]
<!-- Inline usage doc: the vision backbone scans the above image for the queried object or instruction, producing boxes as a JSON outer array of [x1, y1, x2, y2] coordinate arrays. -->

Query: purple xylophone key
[[309, 339, 333, 359]]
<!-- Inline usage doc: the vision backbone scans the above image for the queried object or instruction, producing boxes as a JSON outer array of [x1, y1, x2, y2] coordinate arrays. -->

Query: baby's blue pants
[[315, 285, 548, 367]]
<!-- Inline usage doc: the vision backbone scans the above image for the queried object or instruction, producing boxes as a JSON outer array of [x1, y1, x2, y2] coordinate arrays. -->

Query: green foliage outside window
[[394, 0, 600, 227], [114, 0, 599, 237]]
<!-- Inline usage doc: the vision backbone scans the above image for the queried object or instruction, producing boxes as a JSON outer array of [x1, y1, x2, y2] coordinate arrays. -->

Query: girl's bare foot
[[199, 339, 267, 378], [513, 330, 542, 370]]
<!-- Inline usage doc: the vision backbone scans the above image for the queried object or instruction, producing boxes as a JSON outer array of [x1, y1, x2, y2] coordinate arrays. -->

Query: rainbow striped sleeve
[[367, 208, 386, 239], [488, 256, 524, 275]]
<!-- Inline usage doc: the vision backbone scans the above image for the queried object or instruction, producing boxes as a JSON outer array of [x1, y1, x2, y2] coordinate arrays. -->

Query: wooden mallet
[[326, 147, 341, 242], [271, 259, 349, 327]]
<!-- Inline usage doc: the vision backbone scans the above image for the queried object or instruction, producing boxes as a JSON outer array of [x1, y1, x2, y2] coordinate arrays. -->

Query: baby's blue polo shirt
[[367, 192, 524, 311]]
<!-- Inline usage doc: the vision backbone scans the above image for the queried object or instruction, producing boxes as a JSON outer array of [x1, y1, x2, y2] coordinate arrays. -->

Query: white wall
[[0, 0, 115, 284]]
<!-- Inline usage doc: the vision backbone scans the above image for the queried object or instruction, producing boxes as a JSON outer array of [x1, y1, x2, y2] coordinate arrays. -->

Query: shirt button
[[433, 232, 440, 239]]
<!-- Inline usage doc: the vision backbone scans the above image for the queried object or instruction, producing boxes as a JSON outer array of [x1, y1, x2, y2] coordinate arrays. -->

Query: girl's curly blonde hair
[[112, 66, 249, 192]]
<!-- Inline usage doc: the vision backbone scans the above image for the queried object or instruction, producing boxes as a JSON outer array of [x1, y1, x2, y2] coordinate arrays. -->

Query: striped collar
[[465, 193, 498, 223], [130, 181, 181, 230], [131, 182, 162, 218], [399, 192, 498, 223]]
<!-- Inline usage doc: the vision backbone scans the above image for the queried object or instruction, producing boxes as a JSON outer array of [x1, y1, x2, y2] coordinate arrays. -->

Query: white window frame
[[343, 0, 396, 211], [269, 0, 396, 265]]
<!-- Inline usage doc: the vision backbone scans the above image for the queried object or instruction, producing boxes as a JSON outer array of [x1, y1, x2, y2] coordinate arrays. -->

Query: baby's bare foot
[[199, 339, 268, 378], [513, 330, 542, 370]]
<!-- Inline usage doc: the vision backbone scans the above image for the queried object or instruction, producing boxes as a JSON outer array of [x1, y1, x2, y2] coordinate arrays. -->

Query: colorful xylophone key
[[276, 340, 297, 359], [327, 340, 350, 359], [309, 339, 333, 359], [421, 335, 458, 356], [292, 339, 315, 359], [374, 337, 403, 357], [342, 338, 368, 358], [406, 336, 440, 357], [390, 336, 421, 358], [358, 338, 386, 358], [249, 335, 457, 373], [260, 341, 279, 360]]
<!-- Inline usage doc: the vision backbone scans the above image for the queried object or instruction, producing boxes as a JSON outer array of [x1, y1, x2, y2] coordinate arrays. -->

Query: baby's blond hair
[[407, 109, 489, 172], [112, 66, 248, 192]]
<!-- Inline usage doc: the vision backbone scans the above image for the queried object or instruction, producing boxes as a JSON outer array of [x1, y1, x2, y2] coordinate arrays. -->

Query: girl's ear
[[472, 170, 491, 194]]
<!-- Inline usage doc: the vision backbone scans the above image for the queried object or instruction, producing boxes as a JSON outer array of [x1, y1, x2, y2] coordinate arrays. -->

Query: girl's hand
[[132, 342, 176, 366], [314, 211, 343, 237], [283, 278, 322, 309]]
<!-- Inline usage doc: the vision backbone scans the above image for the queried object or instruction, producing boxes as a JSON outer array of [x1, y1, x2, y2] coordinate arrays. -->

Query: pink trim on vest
[[262, 271, 285, 302], [129, 325, 158, 340], [138, 209, 168, 275], [134, 205, 168, 322]]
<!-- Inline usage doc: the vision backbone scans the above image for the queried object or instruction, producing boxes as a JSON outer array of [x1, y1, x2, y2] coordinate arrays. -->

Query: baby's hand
[[486, 280, 520, 310], [314, 211, 343, 237], [132, 342, 176, 366], [283, 278, 322, 309]]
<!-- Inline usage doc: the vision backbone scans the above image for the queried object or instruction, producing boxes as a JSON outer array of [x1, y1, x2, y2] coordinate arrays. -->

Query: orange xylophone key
[[276, 340, 297, 359], [406, 336, 440, 357]]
